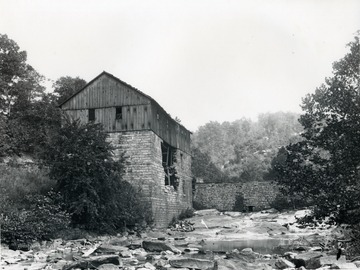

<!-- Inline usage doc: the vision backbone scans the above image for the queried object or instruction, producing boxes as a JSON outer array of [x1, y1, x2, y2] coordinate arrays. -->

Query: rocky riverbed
[[1, 209, 359, 270]]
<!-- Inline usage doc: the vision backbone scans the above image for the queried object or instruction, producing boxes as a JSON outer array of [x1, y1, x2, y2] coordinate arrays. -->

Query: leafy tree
[[53, 76, 86, 104], [0, 34, 44, 117], [270, 34, 360, 224], [42, 118, 151, 231], [0, 34, 60, 157], [191, 147, 228, 183]]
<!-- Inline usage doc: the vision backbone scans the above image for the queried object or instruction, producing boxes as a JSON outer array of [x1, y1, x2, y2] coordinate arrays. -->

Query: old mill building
[[59, 71, 192, 227]]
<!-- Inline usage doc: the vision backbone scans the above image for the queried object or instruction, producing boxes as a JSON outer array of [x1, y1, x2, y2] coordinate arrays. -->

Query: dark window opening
[[248, 206, 254, 212], [130, 123, 134, 129], [115, 107, 122, 120], [162, 142, 179, 190], [88, 109, 95, 122], [133, 107, 137, 113]]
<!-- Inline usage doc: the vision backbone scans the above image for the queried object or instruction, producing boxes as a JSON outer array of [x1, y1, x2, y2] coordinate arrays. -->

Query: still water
[[200, 238, 293, 254]]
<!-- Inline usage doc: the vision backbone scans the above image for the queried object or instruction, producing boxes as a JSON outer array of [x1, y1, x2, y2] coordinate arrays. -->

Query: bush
[[0, 163, 56, 208], [42, 119, 152, 232], [233, 193, 245, 212], [270, 193, 311, 211], [193, 200, 208, 210], [0, 192, 70, 249], [178, 208, 195, 220]]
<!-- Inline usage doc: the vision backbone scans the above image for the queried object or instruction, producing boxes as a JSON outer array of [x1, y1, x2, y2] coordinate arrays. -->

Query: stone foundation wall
[[194, 181, 279, 211], [108, 131, 192, 227]]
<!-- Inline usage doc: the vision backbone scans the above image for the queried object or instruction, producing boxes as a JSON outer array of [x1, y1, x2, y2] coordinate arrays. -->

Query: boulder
[[62, 255, 120, 270], [142, 240, 179, 253], [226, 248, 259, 263], [169, 257, 216, 270], [96, 244, 128, 254], [97, 264, 121, 270], [275, 258, 295, 269], [305, 256, 322, 269]]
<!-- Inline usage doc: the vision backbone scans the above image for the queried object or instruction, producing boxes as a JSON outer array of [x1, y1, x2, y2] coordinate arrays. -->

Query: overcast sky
[[1, 0, 359, 131]]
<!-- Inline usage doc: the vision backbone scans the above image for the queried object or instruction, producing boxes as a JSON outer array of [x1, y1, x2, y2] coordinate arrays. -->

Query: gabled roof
[[59, 71, 192, 133]]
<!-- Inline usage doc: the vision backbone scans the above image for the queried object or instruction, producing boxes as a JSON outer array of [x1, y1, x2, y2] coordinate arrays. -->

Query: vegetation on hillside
[[192, 112, 303, 183]]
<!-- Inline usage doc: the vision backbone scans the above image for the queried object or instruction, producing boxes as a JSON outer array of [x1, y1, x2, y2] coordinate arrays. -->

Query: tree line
[[191, 112, 303, 183]]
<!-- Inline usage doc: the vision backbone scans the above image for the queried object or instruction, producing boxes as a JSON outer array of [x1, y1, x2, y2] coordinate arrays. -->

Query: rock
[[97, 244, 128, 254], [305, 255, 322, 269], [142, 240, 179, 253], [144, 262, 156, 270], [226, 248, 259, 263], [224, 211, 243, 217], [216, 258, 272, 270], [330, 262, 358, 269], [184, 247, 200, 253], [62, 255, 120, 270], [275, 258, 295, 269], [119, 249, 132, 258], [319, 254, 346, 266], [262, 208, 279, 214], [169, 257, 216, 270], [97, 263, 121, 270], [289, 258, 306, 268]]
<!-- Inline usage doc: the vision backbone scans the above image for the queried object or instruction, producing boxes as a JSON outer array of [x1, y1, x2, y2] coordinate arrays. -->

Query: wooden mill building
[[60, 71, 192, 227]]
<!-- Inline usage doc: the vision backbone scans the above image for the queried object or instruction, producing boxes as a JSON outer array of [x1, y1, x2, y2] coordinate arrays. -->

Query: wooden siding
[[61, 73, 191, 153], [61, 74, 150, 110]]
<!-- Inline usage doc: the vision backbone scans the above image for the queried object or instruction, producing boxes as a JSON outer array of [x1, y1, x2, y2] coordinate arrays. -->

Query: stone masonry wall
[[108, 131, 192, 227], [194, 181, 279, 211]]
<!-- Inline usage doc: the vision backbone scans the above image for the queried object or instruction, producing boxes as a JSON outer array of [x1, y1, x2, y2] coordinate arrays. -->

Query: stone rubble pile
[[169, 220, 195, 232]]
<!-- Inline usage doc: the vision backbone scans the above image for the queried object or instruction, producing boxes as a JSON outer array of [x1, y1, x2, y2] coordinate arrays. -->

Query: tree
[[191, 147, 228, 183], [270, 33, 360, 224], [42, 118, 151, 231], [0, 34, 44, 117], [53, 76, 86, 104], [0, 34, 57, 157]]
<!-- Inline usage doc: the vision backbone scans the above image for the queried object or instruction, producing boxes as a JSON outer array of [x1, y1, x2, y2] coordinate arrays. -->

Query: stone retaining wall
[[194, 181, 279, 211]]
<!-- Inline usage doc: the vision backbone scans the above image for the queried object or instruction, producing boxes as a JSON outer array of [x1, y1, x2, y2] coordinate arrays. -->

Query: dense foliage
[[0, 164, 69, 248], [0, 34, 62, 157], [42, 119, 152, 231], [192, 112, 302, 183], [270, 34, 360, 224], [1, 192, 71, 249], [53, 76, 87, 104]]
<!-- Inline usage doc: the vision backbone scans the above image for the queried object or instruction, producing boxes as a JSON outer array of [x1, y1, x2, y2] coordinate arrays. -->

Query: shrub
[[193, 200, 208, 210], [270, 193, 311, 211], [0, 163, 56, 208], [178, 208, 195, 220], [233, 193, 245, 212], [42, 119, 152, 232], [0, 192, 70, 249]]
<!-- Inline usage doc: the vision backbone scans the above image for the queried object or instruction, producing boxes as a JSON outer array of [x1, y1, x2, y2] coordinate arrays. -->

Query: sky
[[1, 0, 359, 132]]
